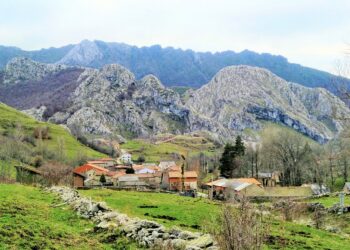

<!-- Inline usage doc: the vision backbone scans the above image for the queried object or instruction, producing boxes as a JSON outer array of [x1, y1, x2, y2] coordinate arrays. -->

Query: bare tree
[[39, 161, 72, 186], [211, 200, 268, 250]]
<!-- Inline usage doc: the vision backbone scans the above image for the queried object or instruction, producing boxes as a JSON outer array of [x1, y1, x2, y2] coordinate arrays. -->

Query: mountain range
[[0, 40, 348, 94], [0, 57, 348, 144]]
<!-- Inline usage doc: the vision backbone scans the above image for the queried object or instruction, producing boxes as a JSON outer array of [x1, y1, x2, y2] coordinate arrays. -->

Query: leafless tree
[[39, 161, 72, 186], [211, 200, 268, 250]]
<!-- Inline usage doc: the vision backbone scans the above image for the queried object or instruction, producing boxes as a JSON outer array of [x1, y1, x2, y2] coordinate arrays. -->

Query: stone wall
[[47, 186, 218, 249]]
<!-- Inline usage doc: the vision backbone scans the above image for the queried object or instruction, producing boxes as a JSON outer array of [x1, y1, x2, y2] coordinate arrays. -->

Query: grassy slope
[[81, 189, 350, 250], [0, 184, 139, 249], [82, 189, 219, 230], [121, 135, 218, 163], [307, 195, 350, 208], [0, 102, 105, 160]]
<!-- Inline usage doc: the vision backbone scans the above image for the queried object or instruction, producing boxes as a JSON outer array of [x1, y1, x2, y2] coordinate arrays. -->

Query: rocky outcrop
[[0, 58, 348, 143], [47, 186, 217, 249], [185, 66, 350, 143], [62, 64, 189, 137], [2, 57, 67, 85]]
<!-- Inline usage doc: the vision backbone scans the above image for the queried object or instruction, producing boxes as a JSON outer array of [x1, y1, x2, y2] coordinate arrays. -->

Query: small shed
[[73, 172, 85, 188], [117, 175, 147, 188]]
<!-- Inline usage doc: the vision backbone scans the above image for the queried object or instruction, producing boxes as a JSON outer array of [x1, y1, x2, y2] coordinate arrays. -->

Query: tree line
[[218, 128, 350, 190]]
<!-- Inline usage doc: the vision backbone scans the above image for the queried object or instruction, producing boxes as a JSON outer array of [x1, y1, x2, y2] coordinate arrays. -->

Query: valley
[[1, 9, 350, 249]]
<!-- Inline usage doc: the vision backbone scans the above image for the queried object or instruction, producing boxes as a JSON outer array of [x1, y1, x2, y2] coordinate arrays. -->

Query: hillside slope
[[0, 40, 348, 94], [0, 184, 137, 249], [0, 102, 104, 162], [0, 59, 348, 144]]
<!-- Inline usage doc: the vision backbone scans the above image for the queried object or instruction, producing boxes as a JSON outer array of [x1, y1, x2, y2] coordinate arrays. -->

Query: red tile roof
[[168, 171, 198, 178], [73, 164, 109, 175]]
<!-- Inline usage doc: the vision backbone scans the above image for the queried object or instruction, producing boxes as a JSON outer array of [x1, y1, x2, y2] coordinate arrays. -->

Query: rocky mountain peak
[[0, 58, 348, 144], [140, 74, 165, 89], [3, 57, 67, 85], [100, 64, 135, 87], [186, 65, 350, 143], [58, 39, 103, 66]]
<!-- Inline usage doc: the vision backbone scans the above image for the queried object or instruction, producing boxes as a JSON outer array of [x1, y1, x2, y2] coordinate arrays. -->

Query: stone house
[[158, 161, 177, 171], [206, 178, 263, 200], [73, 164, 115, 187], [87, 158, 117, 168], [120, 153, 132, 164], [257, 171, 281, 187], [133, 164, 160, 174], [117, 175, 147, 188]]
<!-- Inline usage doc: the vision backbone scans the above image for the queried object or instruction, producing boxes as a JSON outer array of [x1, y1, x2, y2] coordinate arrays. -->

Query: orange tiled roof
[[236, 178, 261, 185], [73, 164, 109, 175], [133, 164, 160, 171], [168, 171, 198, 178]]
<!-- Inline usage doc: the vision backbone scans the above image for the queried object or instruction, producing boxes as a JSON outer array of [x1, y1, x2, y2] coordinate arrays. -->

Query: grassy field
[[81, 189, 350, 249], [0, 103, 105, 160], [306, 195, 350, 208], [0, 184, 139, 250], [81, 189, 220, 230], [121, 134, 219, 163]]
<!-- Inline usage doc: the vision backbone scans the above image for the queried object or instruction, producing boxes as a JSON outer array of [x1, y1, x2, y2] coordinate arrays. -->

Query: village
[[67, 152, 350, 201]]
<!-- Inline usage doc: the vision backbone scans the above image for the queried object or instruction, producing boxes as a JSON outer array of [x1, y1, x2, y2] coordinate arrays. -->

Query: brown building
[[163, 171, 198, 191], [73, 172, 85, 188]]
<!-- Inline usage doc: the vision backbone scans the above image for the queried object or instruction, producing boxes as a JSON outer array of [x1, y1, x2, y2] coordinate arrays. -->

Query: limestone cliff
[[185, 66, 350, 143]]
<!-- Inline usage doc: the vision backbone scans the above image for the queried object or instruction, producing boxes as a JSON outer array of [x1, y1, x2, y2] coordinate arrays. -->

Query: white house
[[120, 153, 132, 164]]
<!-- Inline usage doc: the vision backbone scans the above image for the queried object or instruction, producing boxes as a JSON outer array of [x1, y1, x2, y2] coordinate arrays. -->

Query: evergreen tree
[[219, 143, 236, 178], [219, 136, 246, 178], [233, 135, 245, 156], [99, 174, 106, 184]]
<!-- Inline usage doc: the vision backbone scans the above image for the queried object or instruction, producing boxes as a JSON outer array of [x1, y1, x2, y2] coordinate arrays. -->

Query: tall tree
[[219, 136, 246, 178], [219, 143, 235, 178]]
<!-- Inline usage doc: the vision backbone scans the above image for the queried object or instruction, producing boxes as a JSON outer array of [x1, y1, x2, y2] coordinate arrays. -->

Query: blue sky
[[0, 0, 349, 73]]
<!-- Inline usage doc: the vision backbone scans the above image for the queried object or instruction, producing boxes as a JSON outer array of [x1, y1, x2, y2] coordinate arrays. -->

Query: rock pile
[[47, 186, 218, 249]]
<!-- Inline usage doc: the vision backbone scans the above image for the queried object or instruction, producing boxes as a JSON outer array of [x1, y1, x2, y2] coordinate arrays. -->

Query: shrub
[[32, 155, 44, 167], [126, 168, 135, 174], [210, 200, 267, 250], [137, 155, 145, 163], [33, 126, 50, 140], [39, 162, 72, 186], [100, 174, 106, 184]]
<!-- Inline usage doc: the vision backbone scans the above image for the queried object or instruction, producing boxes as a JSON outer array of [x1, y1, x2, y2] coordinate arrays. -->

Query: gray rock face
[[58, 39, 103, 66], [1, 58, 348, 143], [63, 64, 189, 137], [3, 57, 67, 85], [185, 66, 350, 143]]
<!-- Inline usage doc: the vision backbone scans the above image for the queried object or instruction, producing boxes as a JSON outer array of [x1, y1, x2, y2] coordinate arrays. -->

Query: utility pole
[[181, 155, 186, 192], [329, 156, 335, 189]]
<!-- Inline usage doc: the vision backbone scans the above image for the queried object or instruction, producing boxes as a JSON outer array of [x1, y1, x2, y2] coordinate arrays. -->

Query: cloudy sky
[[0, 0, 349, 73]]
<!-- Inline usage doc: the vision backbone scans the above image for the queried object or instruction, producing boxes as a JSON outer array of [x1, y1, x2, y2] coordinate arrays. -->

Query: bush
[[39, 162, 72, 186], [126, 168, 135, 174], [100, 174, 106, 184], [32, 155, 44, 167], [33, 126, 50, 140], [137, 155, 145, 163], [210, 200, 267, 250]]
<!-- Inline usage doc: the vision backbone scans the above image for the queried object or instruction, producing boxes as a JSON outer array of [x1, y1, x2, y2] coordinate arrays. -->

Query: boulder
[[187, 235, 214, 248]]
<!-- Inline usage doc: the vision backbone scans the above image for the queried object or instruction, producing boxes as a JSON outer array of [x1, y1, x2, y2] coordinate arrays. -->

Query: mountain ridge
[[0, 58, 348, 144], [0, 40, 348, 95]]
